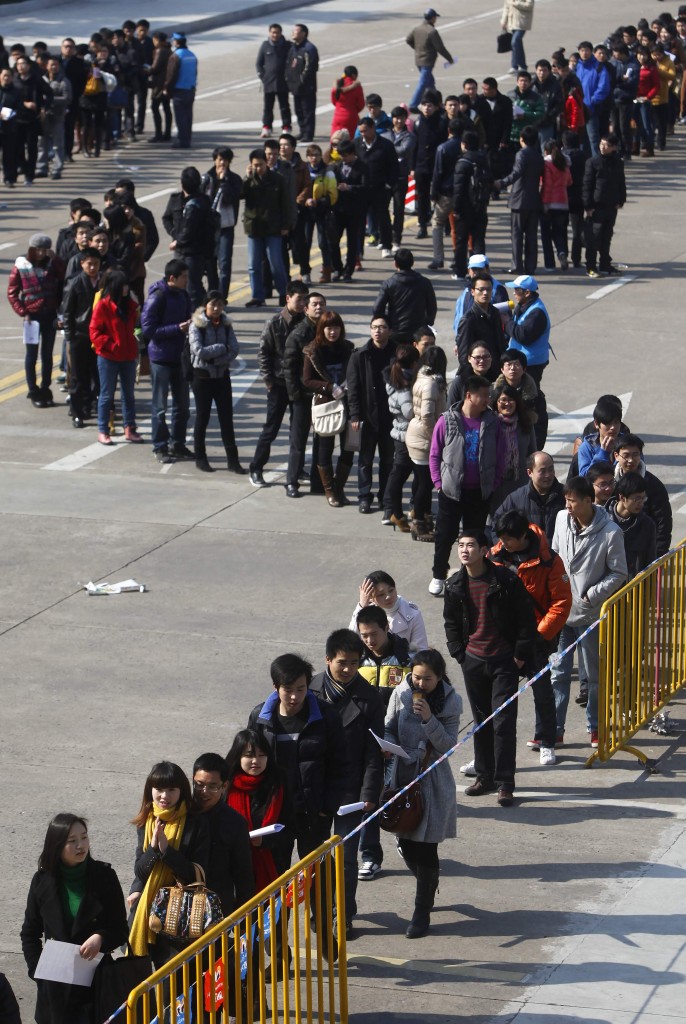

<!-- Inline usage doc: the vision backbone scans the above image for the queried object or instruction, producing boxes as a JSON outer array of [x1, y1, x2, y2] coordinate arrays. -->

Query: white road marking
[[544, 392, 633, 459], [586, 275, 636, 300], [137, 187, 175, 203], [43, 441, 125, 472], [0, 242, 17, 251]]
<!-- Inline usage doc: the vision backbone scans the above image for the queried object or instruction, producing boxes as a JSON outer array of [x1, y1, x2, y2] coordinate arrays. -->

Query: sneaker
[[170, 443, 195, 460], [526, 739, 541, 750], [56, 373, 67, 384], [358, 497, 371, 514], [575, 690, 588, 707], [586, 268, 601, 278], [539, 747, 557, 766], [428, 577, 445, 596], [153, 446, 172, 464], [380, 248, 393, 259], [459, 759, 476, 776], [367, 234, 378, 247], [357, 860, 381, 881], [415, 226, 428, 239], [590, 731, 599, 748], [250, 470, 266, 487], [391, 244, 400, 254], [260, 126, 270, 138]]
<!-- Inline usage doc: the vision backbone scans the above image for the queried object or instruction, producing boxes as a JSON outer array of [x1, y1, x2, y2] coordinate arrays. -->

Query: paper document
[[337, 801, 365, 816], [0, 107, 16, 121], [84, 579, 146, 595], [369, 731, 413, 759], [34, 939, 103, 987], [23, 321, 40, 346], [248, 824, 285, 838]]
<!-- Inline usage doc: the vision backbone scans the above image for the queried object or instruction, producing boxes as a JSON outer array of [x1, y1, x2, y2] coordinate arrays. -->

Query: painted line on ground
[[345, 952, 525, 982], [0, 242, 17, 251], [586, 275, 636, 300], [137, 186, 176, 203], [43, 441, 125, 472]]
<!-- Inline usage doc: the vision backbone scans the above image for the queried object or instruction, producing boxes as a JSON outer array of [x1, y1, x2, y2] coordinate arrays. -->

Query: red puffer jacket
[[89, 295, 139, 361]]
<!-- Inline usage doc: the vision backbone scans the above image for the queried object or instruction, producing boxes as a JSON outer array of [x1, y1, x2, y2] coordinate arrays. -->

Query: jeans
[[585, 207, 617, 273], [636, 101, 655, 150], [301, 206, 333, 272], [216, 227, 235, 297], [461, 652, 520, 788], [550, 623, 600, 735], [383, 440, 414, 516], [357, 424, 394, 502], [332, 809, 364, 920], [150, 361, 190, 451], [585, 111, 600, 156], [247, 235, 288, 302], [432, 488, 490, 580], [171, 88, 194, 147], [540, 208, 569, 268], [511, 30, 527, 70], [251, 385, 291, 472], [293, 90, 316, 140], [511, 209, 538, 274], [37, 117, 65, 175], [262, 90, 291, 129], [286, 398, 311, 486], [410, 66, 435, 109], [97, 356, 137, 433], [24, 314, 57, 395], [192, 371, 237, 457]]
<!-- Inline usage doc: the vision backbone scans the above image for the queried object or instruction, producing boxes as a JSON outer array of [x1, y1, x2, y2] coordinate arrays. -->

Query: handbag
[[149, 865, 223, 943], [92, 944, 152, 1024], [497, 31, 513, 54], [311, 395, 347, 437], [379, 746, 431, 835]]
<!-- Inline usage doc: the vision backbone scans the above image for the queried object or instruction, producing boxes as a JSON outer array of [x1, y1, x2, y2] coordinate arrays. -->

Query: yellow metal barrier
[[124, 837, 347, 1024], [589, 539, 686, 768]]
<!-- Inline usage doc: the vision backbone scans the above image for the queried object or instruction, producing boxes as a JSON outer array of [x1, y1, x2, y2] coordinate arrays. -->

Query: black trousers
[[262, 90, 292, 129], [528, 642, 559, 748], [317, 430, 354, 471], [331, 207, 362, 275], [367, 185, 392, 250], [383, 439, 413, 516], [510, 209, 538, 274], [412, 463, 434, 519], [397, 838, 439, 870], [192, 372, 236, 457], [68, 336, 98, 419], [392, 177, 408, 245], [287, 397, 311, 487], [151, 93, 172, 138], [453, 211, 487, 277], [16, 120, 39, 180], [358, 424, 394, 502], [569, 209, 584, 266], [251, 385, 291, 472], [461, 652, 519, 788], [585, 207, 617, 273], [432, 488, 489, 580], [293, 91, 316, 140], [413, 169, 432, 228]]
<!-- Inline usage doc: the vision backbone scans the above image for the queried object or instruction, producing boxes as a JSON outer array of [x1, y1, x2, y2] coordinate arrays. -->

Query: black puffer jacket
[[491, 479, 566, 543], [249, 691, 348, 822], [283, 315, 317, 400], [453, 149, 492, 216], [258, 307, 305, 389], [443, 562, 538, 664], [582, 151, 626, 210], [455, 302, 506, 369], [371, 269, 437, 338], [412, 107, 448, 174], [346, 337, 396, 430]]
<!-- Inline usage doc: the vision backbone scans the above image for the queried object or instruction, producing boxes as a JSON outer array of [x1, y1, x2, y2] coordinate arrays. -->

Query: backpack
[[183, 198, 221, 258], [461, 157, 490, 211]]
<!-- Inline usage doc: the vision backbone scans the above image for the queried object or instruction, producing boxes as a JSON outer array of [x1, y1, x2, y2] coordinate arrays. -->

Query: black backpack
[[461, 157, 490, 211]]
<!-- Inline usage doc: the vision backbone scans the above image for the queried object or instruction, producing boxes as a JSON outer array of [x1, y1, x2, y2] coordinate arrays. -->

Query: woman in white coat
[[501, 0, 535, 74], [349, 569, 428, 652], [385, 649, 461, 938]]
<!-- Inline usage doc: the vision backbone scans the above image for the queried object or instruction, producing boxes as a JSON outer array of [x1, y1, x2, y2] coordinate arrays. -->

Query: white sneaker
[[381, 248, 393, 258], [428, 577, 445, 596], [459, 759, 476, 776], [391, 243, 400, 254], [539, 747, 557, 766], [260, 126, 270, 138], [357, 860, 381, 881]]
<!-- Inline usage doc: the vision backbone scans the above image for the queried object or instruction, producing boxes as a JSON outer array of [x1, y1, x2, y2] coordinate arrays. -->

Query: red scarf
[[227, 773, 284, 892]]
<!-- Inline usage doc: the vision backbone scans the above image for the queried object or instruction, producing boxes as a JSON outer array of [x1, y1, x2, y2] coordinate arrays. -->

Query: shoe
[[98, 433, 114, 446], [51, 171, 62, 180], [354, 259, 362, 271], [381, 511, 393, 525], [542, 267, 555, 273], [286, 484, 300, 498], [245, 298, 266, 307], [301, 273, 312, 284], [465, 778, 497, 797], [196, 456, 215, 473], [527, 739, 541, 750], [459, 759, 476, 776], [586, 268, 601, 278], [282, 124, 292, 132], [427, 260, 444, 270], [227, 457, 247, 474], [56, 373, 67, 384], [380, 248, 393, 259], [391, 244, 400, 254], [148, 135, 165, 143], [497, 787, 514, 807], [318, 267, 332, 284], [124, 427, 144, 443], [415, 227, 428, 239], [390, 513, 411, 532], [559, 254, 569, 271], [406, 908, 431, 939], [508, 67, 519, 74], [250, 469, 266, 487], [555, 735, 564, 747], [345, 921, 354, 941], [428, 577, 445, 596], [590, 731, 598, 748], [153, 447, 172, 464], [575, 690, 588, 707], [367, 234, 378, 246], [72, 417, 84, 428], [260, 126, 270, 138], [358, 498, 371, 514], [24, 179, 34, 187], [539, 747, 557, 766], [31, 396, 48, 408], [357, 861, 381, 881], [341, 273, 353, 282], [170, 443, 195, 460]]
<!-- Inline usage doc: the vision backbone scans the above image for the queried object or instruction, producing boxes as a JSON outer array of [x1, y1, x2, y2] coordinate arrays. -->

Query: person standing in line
[[583, 133, 626, 279], [285, 24, 318, 143], [492, 450, 565, 543], [241, 148, 290, 309], [201, 146, 242, 299], [282, 290, 325, 497], [36, 56, 71, 180], [353, 116, 398, 259], [330, 65, 365, 139], [500, 0, 535, 74], [405, 9, 454, 112], [606, 473, 657, 579], [148, 31, 173, 143], [501, 275, 551, 387], [495, 125, 544, 275], [59, 37, 88, 163], [89, 269, 142, 446], [165, 33, 197, 150], [411, 90, 448, 240], [371, 248, 437, 344], [60, 247, 102, 428], [256, 24, 291, 139]]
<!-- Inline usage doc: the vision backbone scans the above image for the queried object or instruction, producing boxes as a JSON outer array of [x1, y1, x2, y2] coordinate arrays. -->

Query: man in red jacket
[[489, 509, 572, 766]]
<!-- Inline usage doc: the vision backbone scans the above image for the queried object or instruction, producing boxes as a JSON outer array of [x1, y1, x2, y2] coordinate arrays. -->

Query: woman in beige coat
[[405, 347, 447, 540], [501, 0, 535, 74]]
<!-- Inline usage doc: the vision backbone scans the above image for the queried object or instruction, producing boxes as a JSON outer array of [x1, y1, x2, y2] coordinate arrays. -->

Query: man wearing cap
[[452, 255, 508, 330], [502, 275, 550, 388], [165, 33, 198, 149], [406, 10, 454, 112]]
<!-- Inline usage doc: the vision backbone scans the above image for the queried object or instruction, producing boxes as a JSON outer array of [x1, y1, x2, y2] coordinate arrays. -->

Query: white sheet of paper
[[1, 106, 16, 121], [33, 940, 103, 987], [369, 731, 413, 760], [248, 824, 285, 838], [337, 801, 365, 816], [23, 321, 40, 346]]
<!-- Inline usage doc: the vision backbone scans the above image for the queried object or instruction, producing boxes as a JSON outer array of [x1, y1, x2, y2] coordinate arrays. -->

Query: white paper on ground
[[369, 731, 413, 759], [34, 940, 103, 987], [23, 321, 40, 345], [248, 824, 285, 838], [84, 579, 146, 595], [337, 801, 365, 816]]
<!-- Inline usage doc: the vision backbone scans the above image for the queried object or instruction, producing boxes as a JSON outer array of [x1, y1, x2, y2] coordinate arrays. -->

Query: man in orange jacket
[[490, 509, 572, 766]]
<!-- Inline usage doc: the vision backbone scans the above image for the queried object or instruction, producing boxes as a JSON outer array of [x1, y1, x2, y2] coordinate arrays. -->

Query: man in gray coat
[[36, 56, 72, 180], [256, 24, 291, 138], [550, 475, 627, 747], [406, 9, 454, 111]]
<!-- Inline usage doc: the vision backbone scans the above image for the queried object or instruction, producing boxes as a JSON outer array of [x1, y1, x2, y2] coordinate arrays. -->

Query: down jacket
[[89, 294, 139, 361], [405, 366, 447, 464], [384, 368, 415, 444], [385, 679, 461, 843], [501, 0, 534, 32], [552, 505, 628, 626], [188, 308, 239, 377]]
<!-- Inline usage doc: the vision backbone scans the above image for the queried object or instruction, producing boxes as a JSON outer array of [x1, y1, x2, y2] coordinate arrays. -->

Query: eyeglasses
[[473, 287, 492, 293], [471, 354, 490, 361], [193, 781, 223, 793]]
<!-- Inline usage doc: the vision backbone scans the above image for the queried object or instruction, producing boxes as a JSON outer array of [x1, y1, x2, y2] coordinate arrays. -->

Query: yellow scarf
[[128, 801, 187, 956]]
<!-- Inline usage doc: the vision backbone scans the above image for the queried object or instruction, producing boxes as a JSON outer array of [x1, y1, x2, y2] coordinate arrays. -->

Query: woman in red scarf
[[225, 729, 291, 892]]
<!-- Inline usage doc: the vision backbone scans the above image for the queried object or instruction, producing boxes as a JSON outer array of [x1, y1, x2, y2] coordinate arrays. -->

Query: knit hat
[[29, 233, 52, 249]]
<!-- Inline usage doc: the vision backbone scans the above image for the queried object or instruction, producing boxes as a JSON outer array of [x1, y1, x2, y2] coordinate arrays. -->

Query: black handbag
[[497, 31, 513, 54], [92, 945, 153, 1024]]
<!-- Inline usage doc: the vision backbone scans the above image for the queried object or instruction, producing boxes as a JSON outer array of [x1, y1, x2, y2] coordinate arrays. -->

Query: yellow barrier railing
[[589, 539, 686, 768], [124, 836, 347, 1024]]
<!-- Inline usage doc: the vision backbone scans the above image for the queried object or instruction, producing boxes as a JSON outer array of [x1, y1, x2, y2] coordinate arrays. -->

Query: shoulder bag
[[149, 864, 223, 943], [379, 745, 431, 835], [311, 394, 347, 437]]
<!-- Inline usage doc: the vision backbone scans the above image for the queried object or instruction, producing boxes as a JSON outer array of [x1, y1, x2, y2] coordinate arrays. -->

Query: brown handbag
[[379, 746, 431, 835]]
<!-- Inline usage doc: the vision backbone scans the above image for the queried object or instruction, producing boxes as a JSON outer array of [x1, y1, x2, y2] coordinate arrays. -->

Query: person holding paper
[[20, 812, 128, 1024], [384, 649, 461, 939]]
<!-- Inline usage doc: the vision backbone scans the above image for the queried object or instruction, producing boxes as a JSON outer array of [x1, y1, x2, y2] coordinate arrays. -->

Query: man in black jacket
[[332, 141, 367, 281], [285, 24, 318, 142], [354, 118, 397, 257], [372, 248, 437, 343], [311, 629, 384, 939], [201, 147, 242, 298], [249, 281, 308, 487], [495, 124, 544, 275], [61, 248, 101, 427], [612, 435, 672, 556], [163, 166, 216, 308], [256, 24, 291, 137], [531, 60, 563, 147], [492, 451, 565, 542], [455, 272, 506, 369], [428, 118, 462, 271], [583, 133, 626, 279], [606, 474, 657, 578], [412, 90, 448, 238], [346, 316, 396, 513], [282, 291, 326, 497], [59, 37, 88, 162], [481, 77, 514, 179], [452, 131, 493, 278], [443, 529, 538, 806], [115, 178, 160, 263]]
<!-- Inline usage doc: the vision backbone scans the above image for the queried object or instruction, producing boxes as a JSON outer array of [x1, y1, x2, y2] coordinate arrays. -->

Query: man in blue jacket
[[141, 259, 193, 463], [575, 41, 611, 155]]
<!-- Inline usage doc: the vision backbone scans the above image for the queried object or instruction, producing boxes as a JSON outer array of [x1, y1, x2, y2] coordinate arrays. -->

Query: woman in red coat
[[89, 268, 142, 445], [330, 65, 364, 138]]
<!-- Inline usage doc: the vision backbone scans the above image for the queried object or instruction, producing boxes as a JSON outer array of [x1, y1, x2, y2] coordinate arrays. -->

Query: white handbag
[[311, 396, 347, 437]]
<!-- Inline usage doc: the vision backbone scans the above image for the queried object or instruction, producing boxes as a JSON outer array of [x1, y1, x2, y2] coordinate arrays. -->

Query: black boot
[[406, 866, 439, 939], [226, 446, 247, 474], [334, 461, 352, 504], [196, 456, 215, 473], [41, 387, 55, 407]]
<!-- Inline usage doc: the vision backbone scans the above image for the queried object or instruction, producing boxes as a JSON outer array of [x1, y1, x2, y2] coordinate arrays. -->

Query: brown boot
[[390, 514, 411, 532], [318, 267, 332, 284], [317, 465, 342, 507], [334, 461, 351, 504]]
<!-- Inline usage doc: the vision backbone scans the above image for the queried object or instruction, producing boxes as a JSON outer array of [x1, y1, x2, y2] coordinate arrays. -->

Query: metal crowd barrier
[[589, 538, 686, 768], [124, 837, 347, 1024]]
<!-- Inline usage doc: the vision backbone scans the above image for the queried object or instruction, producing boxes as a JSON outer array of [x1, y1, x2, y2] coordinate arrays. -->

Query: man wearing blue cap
[[166, 33, 198, 149], [406, 10, 455, 112], [502, 275, 550, 388]]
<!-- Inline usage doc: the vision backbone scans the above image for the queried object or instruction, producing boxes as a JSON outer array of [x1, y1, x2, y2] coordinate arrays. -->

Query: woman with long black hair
[[89, 268, 141, 445], [330, 65, 364, 138]]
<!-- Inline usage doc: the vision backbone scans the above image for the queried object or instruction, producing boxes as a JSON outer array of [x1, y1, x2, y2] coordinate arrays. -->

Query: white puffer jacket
[[405, 367, 446, 465]]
